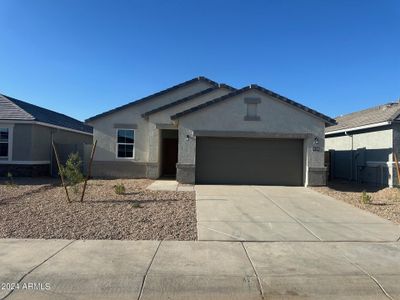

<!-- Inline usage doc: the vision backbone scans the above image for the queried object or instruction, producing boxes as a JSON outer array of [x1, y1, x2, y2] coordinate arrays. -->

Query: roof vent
[[381, 103, 396, 110]]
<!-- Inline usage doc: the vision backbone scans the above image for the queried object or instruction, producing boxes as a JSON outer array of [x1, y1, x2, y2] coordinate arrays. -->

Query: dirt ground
[[312, 180, 400, 224], [0, 178, 197, 240]]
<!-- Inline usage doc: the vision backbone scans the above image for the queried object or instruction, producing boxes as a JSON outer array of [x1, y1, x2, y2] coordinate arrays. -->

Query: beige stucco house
[[86, 77, 335, 186], [326, 102, 400, 187]]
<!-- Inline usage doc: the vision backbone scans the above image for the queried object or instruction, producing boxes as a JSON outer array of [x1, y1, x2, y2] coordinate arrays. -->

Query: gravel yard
[[312, 180, 400, 224], [0, 178, 196, 240]]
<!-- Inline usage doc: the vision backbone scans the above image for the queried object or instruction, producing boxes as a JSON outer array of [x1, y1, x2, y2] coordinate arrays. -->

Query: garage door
[[195, 137, 303, 185]]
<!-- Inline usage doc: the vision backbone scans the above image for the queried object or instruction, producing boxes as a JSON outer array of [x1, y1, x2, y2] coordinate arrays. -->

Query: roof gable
[[86, 76, 219, 122], [141, 84, 236, 118], [171, 84, 336, 125], [0, 94, 92, 134]]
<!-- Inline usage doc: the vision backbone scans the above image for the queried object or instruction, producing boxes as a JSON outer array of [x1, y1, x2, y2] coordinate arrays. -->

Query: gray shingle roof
[[86, 76, 220, 122], [171, 84, 336, 125], [326, 102, 400, 133], [0, 94, 93, 134]]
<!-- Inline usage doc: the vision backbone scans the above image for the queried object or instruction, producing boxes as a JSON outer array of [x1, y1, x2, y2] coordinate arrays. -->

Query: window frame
[[0, 125, 13, 161], [0, 128, 9, 158], [115, 128, 135, 159]]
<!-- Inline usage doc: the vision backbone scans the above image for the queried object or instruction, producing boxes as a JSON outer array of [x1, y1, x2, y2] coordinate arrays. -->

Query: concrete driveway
[[196, 185, 400, 241]]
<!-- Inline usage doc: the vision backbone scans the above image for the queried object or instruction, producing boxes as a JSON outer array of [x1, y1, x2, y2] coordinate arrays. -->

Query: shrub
[[59, 152, 85, 194], [114, 183, 126, 195], [360, 190, 372, 204], [132, 201, 141, 208], [5, 172, 16, 187]]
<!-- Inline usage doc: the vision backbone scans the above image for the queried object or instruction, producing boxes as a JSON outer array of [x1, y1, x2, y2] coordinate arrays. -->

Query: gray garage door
[[196, 137, 303, 185]]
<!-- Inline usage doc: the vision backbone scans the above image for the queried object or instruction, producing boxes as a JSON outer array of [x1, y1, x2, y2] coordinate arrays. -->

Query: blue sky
[[0, 0, 399, 121]]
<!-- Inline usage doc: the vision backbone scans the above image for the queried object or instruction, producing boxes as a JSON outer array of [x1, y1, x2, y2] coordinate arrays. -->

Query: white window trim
[[115, 128, 135, 159], [0, 124, 13, 162]]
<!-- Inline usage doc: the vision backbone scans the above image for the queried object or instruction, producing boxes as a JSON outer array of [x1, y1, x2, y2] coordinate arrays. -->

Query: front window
[[0, 128, 9, 158], [117, 129, 134, 158]]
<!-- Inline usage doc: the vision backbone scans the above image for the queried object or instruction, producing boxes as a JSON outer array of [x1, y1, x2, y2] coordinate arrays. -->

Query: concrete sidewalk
[[1, 239, 399, 299]]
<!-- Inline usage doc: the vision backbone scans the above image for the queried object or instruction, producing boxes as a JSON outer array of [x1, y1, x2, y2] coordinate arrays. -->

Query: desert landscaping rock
[[312, 180, 400, 224], [0, 178, 196, 240]]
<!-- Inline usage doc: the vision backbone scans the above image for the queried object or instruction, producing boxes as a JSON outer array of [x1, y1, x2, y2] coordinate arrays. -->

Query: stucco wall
[[146, 87, 232, 177], [176, 89, 326, 186], [326, 129, 392, 151], [325, 128, 393, 186], [88, 80, 213, 165], [0, 122, 92, 176], [13, 124, 92, 161], [87, 80, 214, 178], [12, 124, 33, 160]]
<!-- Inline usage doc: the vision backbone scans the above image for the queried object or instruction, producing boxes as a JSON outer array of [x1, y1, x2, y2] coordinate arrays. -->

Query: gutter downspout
[[345, 131, 353, 181]]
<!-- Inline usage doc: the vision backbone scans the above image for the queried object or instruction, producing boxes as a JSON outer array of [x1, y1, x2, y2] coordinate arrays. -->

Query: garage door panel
[[195, 137, 303, 185]]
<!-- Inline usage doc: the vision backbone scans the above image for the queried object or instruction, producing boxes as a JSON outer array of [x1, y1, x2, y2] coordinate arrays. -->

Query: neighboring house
[[86, 76, 335, 186], [325, 102, 400, 187], [0, 94, 93, 176]]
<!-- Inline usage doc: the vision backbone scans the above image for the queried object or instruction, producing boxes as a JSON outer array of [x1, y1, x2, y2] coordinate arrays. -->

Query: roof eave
[[325, 121, 392, 136]]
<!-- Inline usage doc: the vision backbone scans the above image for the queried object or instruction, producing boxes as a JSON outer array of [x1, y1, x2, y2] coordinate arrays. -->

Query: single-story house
[[325, 102, 400, 187], [86, 77, 336, 186], [0, 94, 93, 176], [86, 77, 335, 186]]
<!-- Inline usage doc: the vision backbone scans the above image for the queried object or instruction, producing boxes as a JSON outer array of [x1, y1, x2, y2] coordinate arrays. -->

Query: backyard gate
[[326, 148, 390, 187]]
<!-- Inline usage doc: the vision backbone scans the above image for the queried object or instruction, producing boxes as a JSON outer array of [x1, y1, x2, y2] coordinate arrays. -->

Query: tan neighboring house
[[326, 102, 400, 187], [0, 94, 93, 176], [86, 77, 336, 186]]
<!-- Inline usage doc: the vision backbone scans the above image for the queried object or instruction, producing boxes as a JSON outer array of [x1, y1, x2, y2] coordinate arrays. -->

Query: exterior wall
[[146, 87, 232, 177], [91, 161, 149, 178], [12, 124, 33, 160], [325, 127, 393, 186], [0, 122, 92, 177], [176, 89, 327, 186], [87, 80, 213, 178]]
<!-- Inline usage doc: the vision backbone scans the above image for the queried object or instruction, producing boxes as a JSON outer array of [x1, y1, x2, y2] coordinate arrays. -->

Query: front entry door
[[162, 138, 178, 177]]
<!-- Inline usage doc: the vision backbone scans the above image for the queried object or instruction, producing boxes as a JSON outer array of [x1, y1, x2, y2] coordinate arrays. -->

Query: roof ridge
[[335, 102, 400, 119], [86, 76, 220, 122]]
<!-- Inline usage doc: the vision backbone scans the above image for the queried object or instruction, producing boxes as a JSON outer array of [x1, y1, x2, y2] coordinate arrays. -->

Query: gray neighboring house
[[86, 76, 336, 186], [326, 102, 400, 187], [0, 94, 93, 176]]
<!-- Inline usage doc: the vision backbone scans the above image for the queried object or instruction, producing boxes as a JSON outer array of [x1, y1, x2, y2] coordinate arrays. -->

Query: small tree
[[59, 152, 85, 194]]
